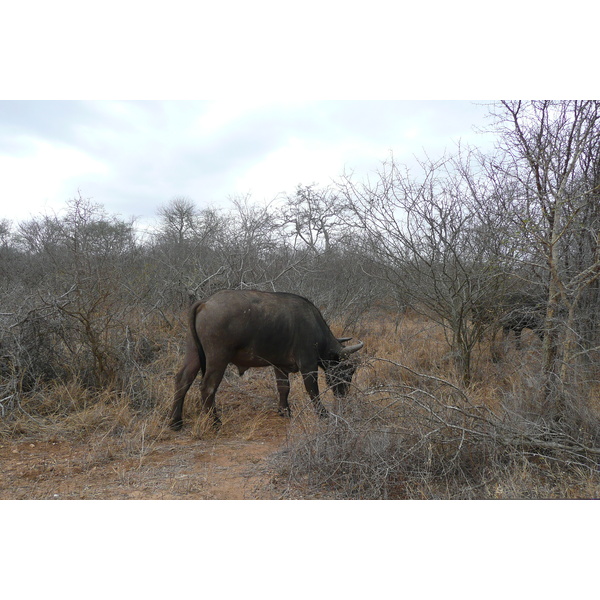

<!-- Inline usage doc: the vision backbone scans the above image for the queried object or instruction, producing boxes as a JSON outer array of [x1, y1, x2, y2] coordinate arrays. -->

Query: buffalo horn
[[342, 341, 364, 355]]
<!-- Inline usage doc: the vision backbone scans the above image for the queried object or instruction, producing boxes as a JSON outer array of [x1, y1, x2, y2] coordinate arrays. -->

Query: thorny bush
[[271, 358, 600, 499]]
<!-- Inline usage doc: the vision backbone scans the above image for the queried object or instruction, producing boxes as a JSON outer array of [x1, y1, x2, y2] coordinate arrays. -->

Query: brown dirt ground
[[0, 374, 302, 500], [0, 418, 288, 500]]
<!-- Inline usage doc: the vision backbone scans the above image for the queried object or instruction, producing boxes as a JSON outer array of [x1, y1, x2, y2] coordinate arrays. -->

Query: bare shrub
[[272, 358, 600, 499]]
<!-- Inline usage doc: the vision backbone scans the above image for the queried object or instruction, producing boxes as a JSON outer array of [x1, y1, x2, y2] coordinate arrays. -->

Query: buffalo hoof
[[169, 419, 183, 431], [211, 414, 222, 430], [278, 407, 292, 418]]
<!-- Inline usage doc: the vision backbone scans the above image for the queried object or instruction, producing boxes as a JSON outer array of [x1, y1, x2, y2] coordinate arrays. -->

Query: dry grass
[[272, 311, 600, 499], [2, 308, 599, 499]]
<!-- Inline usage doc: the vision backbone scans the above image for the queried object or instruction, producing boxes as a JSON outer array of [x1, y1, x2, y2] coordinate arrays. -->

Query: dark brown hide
[[170, 290, 363, 430], [499, 296, 545, 348]]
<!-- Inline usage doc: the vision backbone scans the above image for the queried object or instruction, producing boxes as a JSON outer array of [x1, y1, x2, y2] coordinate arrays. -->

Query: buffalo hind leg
[[274, 368, 292, 417], [302, 369, 329, 419], [170, 351, 202, 430]]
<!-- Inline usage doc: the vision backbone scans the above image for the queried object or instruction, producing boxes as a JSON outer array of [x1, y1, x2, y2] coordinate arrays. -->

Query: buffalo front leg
[[274, 368, 292, 417], [199, 366, 225, 428], [301, 369, 329, 419], [170, 353, 202, 430], [514, 328, 524, 350]]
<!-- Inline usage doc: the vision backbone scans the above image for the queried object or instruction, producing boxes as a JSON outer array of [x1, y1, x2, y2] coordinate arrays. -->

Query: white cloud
[[0, 101, 497, 225], [0, 139, 109, 220], [232, 135, 389, 201]]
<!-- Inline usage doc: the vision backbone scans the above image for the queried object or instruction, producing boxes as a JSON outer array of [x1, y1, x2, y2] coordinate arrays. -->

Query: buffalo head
[[324, 339, 364, 397]]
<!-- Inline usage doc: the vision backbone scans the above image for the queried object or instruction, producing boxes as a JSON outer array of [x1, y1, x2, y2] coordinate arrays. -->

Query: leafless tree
[[488, 100, 600, 416], [5, 194, 140, 388], [156, 196, 199, 246], [150, 198, 230, 308], [280, 184, 350, 254], [339, 149, 522, 385]]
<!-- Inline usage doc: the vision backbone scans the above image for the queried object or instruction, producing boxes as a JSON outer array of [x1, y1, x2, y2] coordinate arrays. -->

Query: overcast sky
[[0, 100, 499, 228], [1, 2, 593, 233]]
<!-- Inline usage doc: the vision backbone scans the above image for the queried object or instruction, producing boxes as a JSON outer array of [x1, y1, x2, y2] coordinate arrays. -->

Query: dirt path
[[0, 412, 289, 500]]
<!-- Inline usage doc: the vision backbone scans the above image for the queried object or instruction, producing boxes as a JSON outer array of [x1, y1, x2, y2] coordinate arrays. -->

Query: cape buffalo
[[499, 299, 545, 348], [169, 289, 364, 430]]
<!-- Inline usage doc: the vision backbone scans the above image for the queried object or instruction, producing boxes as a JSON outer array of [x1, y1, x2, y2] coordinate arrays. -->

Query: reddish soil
[[0, 407, 291, 500]]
